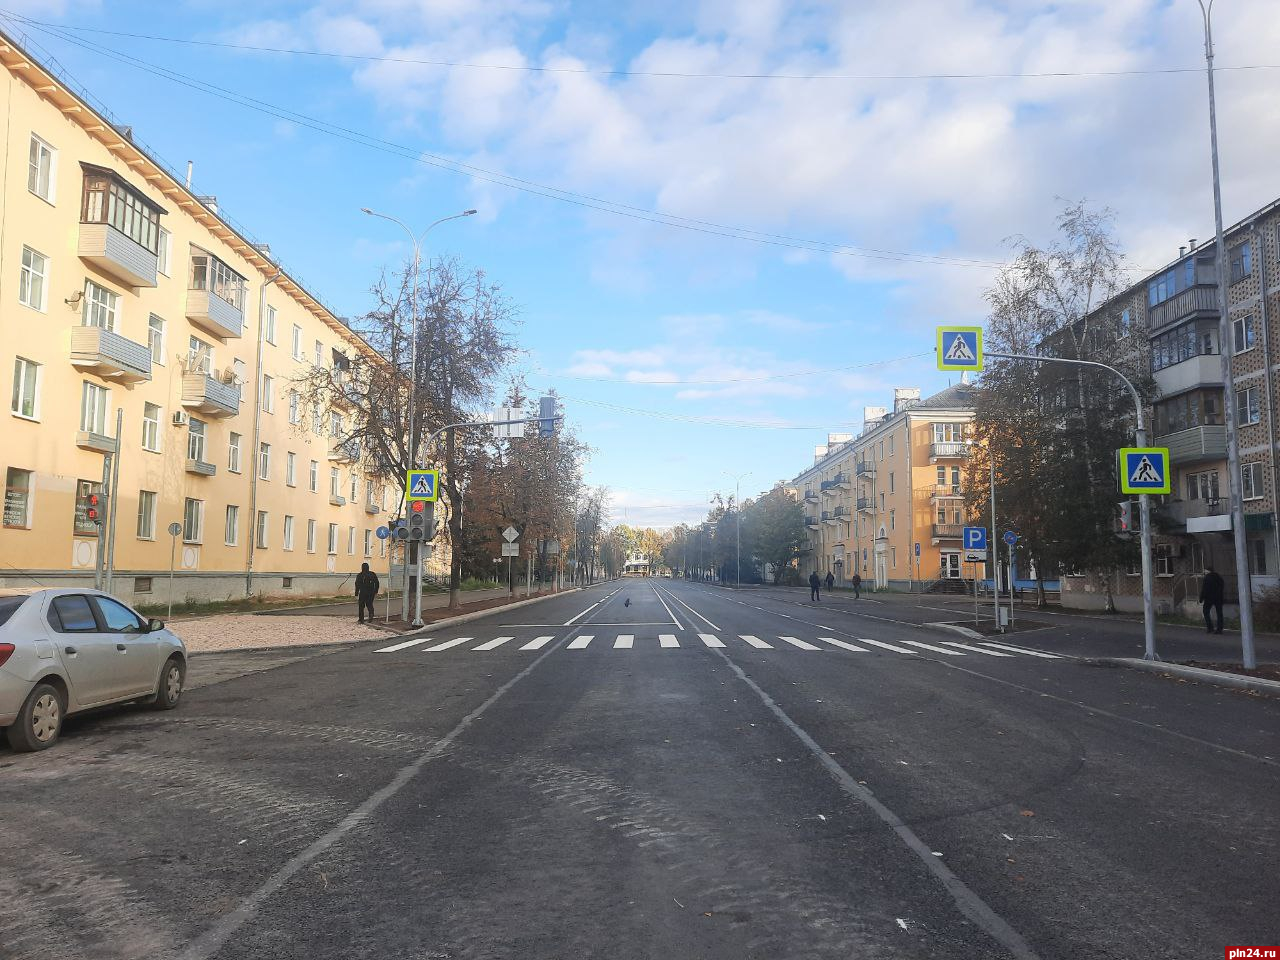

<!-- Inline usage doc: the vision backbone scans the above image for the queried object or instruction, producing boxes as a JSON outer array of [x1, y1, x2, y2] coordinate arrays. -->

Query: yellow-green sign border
[[1117, 448, 1171, 495], [405, 468, 440, 503], [936, 326, 984, 371]]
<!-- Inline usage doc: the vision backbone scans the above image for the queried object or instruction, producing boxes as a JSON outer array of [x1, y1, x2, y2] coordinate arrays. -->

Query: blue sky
[[9, 0, 1279, 526]]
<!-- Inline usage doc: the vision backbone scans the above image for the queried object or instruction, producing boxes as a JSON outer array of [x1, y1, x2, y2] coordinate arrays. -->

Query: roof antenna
[[186, 160, 193, 190]]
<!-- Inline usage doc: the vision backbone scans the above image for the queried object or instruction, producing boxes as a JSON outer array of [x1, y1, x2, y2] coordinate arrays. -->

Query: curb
[[394, 587, 583, 638], [1099, 657, 1280, 697], [926, 621, 986, 640]]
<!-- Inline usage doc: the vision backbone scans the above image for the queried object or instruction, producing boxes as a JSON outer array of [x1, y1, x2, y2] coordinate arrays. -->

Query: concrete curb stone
[[1099, 657, 1280, 697]]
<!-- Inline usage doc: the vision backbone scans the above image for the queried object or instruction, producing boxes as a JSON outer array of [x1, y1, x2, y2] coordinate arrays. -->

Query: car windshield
[[0, 597, 27, 628]]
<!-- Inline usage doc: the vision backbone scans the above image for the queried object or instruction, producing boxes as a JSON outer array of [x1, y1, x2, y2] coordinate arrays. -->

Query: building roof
[[915, 382, 979, 410]]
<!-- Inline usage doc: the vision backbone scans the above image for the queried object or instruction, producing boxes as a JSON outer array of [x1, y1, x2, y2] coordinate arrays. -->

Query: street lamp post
[[360, 206, 476, 627], [1196, 0, 1257, 669], [723, 471, 751, 588]]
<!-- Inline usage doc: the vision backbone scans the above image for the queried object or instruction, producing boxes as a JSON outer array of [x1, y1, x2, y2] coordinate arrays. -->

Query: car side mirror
[[147, 618, 165, 633]]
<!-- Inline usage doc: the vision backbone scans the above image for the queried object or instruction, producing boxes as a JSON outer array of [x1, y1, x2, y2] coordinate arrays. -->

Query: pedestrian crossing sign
[[405, 468, 439, 503], [936, 326, 983, 372], [1118, 448, 1170, 495]]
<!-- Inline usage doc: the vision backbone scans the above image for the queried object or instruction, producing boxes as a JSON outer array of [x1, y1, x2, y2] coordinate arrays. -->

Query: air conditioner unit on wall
[[172, 410, 189, 426]]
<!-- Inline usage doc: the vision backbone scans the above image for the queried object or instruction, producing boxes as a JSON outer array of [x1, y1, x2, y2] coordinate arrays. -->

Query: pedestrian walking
[[851, 572, 862, 600], [355, 562, 380, 624], [808, 571, 821, 602], [1200, 566, 1225, 634], [825, 570, 835, 592]]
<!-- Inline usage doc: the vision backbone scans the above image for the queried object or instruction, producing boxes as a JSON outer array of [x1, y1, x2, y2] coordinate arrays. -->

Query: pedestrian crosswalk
[[373, 633, 1063, 660]]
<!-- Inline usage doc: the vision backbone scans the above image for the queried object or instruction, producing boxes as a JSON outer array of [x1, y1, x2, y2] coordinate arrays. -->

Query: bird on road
[[624, 598, 631, 607]]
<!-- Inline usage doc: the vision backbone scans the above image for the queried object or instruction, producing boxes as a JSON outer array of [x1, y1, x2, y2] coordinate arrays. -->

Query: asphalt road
[[1, 578, 1277, 959]]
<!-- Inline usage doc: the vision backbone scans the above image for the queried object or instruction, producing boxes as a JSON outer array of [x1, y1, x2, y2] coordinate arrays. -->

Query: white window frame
[[1233, 315, 1256, 355], [28, 134, 56, 204], [225, 505, 240, 546], [264, 305, 277, 345], [157, 226, 172, 276], [148, 314, 166, 366], [306, 518, 317, 553], [289, 389, 300, 425], [327, 522, 338, 555], [80, 381, 108, 434], [309, 459, 319, 492], [259, 441, 271, 480], [4, 467, 33, 529], [363, 529, 372, 557], [11, 357, 41, 421], [286, 451, 297, 487], [188, 336, 213, 374], [347, 525, 356, 555], [187, 418, 207, 463], [283, 515, 295, 551], [1242, 461, 1264, 501], [330, 466, 340, 497], [228, 432, 242, 473], [314, 340, 323, 368], [142, 402, 161, 452], [183, 498, 204, 544], [1236, 386, 1261, 426], [82, 279, 119, 331], [349, 473, 357, 503], [19, 245, 48, 311], [291, 324, 303, 360], [136, 490, 156, 540], [261, 374, 274, 414], [256, 510, 269, 549]]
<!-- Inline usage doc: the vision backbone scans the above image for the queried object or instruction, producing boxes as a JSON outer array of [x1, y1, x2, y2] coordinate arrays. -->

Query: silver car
[[0, 587, 187, 752]]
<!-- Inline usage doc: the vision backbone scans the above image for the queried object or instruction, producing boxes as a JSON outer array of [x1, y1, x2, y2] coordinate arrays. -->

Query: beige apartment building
[[790, 384, 975, 590], [0, 30, 440, 606]]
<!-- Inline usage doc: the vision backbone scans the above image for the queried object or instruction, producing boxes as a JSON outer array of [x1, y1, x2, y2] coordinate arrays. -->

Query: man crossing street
[[808, 571, 821, 602], [356, 562, 380, 624]]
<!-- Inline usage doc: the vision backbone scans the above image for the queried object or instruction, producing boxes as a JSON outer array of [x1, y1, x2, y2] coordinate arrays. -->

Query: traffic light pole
[[987, 352, 1158, 661]]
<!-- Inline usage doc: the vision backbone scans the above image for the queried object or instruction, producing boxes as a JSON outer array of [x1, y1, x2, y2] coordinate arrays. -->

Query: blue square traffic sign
[[963, 526, 988, 551], [1118, 448, 1171, 495]]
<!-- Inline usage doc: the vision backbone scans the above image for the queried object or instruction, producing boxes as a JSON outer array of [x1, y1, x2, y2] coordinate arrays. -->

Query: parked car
[[0, 588, 187, 752]]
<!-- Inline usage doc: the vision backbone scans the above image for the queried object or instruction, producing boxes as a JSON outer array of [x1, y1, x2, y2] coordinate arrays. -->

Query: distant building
[[623, 553, 651, 576]]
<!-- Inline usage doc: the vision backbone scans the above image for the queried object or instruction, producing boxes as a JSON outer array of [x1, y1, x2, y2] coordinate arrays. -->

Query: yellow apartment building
[[0, 30, 442, 605], [791, 384, 976, 590]]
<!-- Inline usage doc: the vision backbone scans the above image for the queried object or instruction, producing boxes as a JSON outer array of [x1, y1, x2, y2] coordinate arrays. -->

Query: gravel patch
[[170, 614, 390, 653]]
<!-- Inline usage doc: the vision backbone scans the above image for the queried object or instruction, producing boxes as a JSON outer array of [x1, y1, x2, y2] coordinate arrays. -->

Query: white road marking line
[[565, 601, 601, 625], [779, 636, 821, 651], [567, 634, 594, 649], [698, 633, 726, 648], [373, 636, 435, 653], [819, 637, 868, 653], [660, 586, 720, 630], [739, 635, 773, 649], [901, 640, 966, 656], [937, 640, 1012, 657], [856, 637, 922, 655], [472, 636, 514, 651], [520, 635, 555, 650], [659, 634, 680, 648], [614, 634, 634, 649], [423, 637, 472, 652], [650, 581, 685, 630], [980, 641, 1063, 659]]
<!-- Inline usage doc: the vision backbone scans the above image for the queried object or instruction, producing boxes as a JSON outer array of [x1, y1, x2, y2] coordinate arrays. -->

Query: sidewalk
[[259, 584, 547, 619]]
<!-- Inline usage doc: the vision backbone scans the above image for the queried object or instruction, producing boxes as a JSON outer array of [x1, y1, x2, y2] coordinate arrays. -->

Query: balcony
[[1148, 284, 1218, 332], [1158, 424, 1227, 464], [931, 484, 963, 501], [365, 502, 382, 515], [329, 494, 347, 507], [328, 439, 361, 463], [857, 496, 872, 512], [69, 326, 152, 385], [1153, 353, 1221, 397], [804, 515, 820, 529], [803, 489, 818, 503], [185, 458, 216, 477], [930, 441, 969, 460], [76, 430, 117, 454], [855, 462, 875, 477], [186, 289, 244, 341], [181, 373, 240, 419], [932, 523, 964, 539], [1161, 499, 1231, 534], [78, 222, 159, 288]]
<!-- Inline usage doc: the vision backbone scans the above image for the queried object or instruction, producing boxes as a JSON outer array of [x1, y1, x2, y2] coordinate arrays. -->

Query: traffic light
[[539, 394, 558, 438], [408, 500, 429, 541], [86, 492, 104, 525], [1117, 500, 1133, 535]]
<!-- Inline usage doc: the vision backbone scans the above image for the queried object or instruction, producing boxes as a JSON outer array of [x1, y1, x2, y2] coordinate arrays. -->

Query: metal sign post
[[1003, 530, 1020, 628], [990, 459, 1001, 633], [166, 521, 182, 620]]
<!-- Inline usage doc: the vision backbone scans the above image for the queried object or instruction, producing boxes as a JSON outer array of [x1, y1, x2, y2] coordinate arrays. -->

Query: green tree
[[744, 485, 807, 585]]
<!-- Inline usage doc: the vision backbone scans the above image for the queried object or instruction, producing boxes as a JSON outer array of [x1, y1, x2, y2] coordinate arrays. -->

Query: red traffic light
[[411, 501, 426, 513], [87, 509, 99, 521], [88, 494, 100, 506]]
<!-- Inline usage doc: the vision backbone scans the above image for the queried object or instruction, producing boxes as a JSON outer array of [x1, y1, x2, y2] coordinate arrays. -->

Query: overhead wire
[[520, 350, 931, 386]]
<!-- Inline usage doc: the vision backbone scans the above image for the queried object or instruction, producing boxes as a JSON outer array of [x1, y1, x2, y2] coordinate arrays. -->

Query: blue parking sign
[[963, 526, 987, 551]]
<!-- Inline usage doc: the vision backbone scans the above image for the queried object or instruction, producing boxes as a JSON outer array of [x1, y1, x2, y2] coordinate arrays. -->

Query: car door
[[90, 596, 159, 698], [48, 593, 124, 707]]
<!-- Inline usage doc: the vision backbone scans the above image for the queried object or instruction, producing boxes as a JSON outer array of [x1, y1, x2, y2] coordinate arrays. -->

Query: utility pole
[[990, 457, 1000, 632], [723, 470, 751, 588], [1197, 0, 1257, 669]]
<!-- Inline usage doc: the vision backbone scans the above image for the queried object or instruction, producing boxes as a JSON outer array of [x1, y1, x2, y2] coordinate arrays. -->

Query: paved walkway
[[261, 584, 558, 618]]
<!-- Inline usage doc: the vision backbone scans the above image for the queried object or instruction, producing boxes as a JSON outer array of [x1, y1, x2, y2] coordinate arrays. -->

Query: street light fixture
[[723, 470, 751, 589]]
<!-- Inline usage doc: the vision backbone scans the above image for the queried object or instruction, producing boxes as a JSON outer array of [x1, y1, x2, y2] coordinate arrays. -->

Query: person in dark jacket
[[825, 570, 835, 591], [808, 571, 821, 602], [851, 572, 862, 600], [1200, 566, 1225, 634], [355, 562, 380, 624]]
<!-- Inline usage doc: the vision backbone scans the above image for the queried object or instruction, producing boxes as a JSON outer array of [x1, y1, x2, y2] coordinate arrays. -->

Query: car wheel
[[151, 656, 185, 710], [6, 683, 64, 752]]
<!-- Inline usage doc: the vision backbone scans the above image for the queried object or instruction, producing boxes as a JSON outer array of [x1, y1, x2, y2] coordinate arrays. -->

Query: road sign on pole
[[936, 326, 984, 372], [376, 526, 390, 540], [914, 541, 921, 557], [1002, 530, 1019, 547], [1118, 448, 1171, 495], [501, 542, 520, 557], [502, 525, 519, 543], [963, 526, 987, 551], [405, 469, 439, 502]]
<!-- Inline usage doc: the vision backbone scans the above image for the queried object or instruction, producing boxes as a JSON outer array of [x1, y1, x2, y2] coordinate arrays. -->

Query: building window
[[889, 509, 895, 531], [1118, 308, 1132, 337], [189, 252, 246, 310], [135, 576, 153, 594], [366, 479, 376, 508], [142, 402, 161, 451], [349, 473, 357, 503], [80, 165, 162, 253], [187, 418, 207, 463], [264, 305, 277, 345], [888, 472, 894, 493], [330, 411, 342, 438], [157, 226, 171, 276], [292, 324, 303, 360], [228, 432, 242, 473], [283, 515, 295, 551], [313, 403, 325, 436], [890, 546, 897, 569], [82, 280, 119, 330], [309, 460, 319, 492], [147, 314, 166, 366], [1154, 543, 1173, 576], [80, 381, 108, 434], [363, 528, 372, 557], [19, 246, 48, 311], [330, 467, 340, 498], [259, 442, 271, 480], [347, 525, 356, 555], [286, 452, 297, 487], [1186, 470, 1220, 502], [1230, 242, 1252, 283], [28, 134, 56, 202], [327, 522, 338, 555], [136, 490, 156, 540], [314, 340, 323, 367], [188, 336, 213, 374], [1249, 539, 1268, 575], [261, 374, 274, 414], [225, 505, 240, 546], [1154, 389, 1223, 434], [11, 357, 40, 420], [1242, 461, 1264, 501], [307, 519, 317, 553], [1236, 386, 1261, 426], [1233, 315, 1256, 354], [933, 422, 964, 443], [4, 468, 32, 529], [183, 498, 204, 543], [288, 389, 300, 424], [256, 510, 269, 549]]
